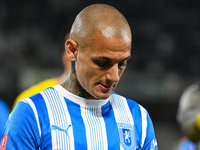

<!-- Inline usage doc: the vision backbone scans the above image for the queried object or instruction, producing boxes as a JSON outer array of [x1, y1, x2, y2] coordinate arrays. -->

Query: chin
[[91, 88, 113, 99], [94, 93, 111, 100]]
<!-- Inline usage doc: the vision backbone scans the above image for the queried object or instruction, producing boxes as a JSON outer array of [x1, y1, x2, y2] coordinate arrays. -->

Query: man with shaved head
[[1, 4, 158, 150]]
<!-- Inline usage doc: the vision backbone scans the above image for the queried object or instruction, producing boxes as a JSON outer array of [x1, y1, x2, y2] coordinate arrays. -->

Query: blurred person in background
[[176, 136, 196, 150], [0, 99, 10, 141], [12, 44, 71, 111], [176, 82, 200, 150], [1, 4, 158, 149]]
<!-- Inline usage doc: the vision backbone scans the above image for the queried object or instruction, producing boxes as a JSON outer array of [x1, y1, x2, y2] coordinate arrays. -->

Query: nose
[[105, 64, 120, 83]]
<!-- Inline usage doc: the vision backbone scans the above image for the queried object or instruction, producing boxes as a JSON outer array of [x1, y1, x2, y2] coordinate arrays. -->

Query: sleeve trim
[[22, 98, 41, 138], [139, 105, 147, 149]]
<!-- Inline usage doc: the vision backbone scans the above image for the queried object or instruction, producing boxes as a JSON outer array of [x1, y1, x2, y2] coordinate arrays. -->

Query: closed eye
[[96, 61, 108, 67], [92, 55, 131, 68], [92, 57, 109, 68], [118, 61, 127, 69]]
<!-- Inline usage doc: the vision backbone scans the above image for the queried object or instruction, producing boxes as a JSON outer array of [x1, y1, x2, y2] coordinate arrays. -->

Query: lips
[[99, 83, 112, 91]]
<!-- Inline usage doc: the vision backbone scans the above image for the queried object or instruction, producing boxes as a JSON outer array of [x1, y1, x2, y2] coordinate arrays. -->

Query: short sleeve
[[142, 111, 158, 150], [2, 100, 40, 150]]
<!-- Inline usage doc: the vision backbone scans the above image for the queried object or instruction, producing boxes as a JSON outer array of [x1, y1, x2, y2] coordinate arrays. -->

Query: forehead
[[87, 32, 131, 59]]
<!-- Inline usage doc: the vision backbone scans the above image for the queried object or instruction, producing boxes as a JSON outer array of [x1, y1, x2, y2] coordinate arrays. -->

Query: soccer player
[[1, 4, 158, 150], [177, 82, 200, 150]]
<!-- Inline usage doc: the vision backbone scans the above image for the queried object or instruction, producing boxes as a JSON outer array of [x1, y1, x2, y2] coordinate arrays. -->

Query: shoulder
[[111, 92, 137, 103], [4, 99, 41, 149], [11, 92, 50, 133], [7, 98, 39, 135], [111, 93, 149, 125], [25, 87, 56, 108], [111, 92, 144, 111], [13, 89, 51, 116]]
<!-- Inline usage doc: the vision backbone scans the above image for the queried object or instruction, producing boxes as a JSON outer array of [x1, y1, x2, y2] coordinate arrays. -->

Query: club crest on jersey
[[117, 123, 136, 150]]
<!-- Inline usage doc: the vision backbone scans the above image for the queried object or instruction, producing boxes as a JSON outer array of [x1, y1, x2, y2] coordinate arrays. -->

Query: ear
[[65, 39, 78, 61]]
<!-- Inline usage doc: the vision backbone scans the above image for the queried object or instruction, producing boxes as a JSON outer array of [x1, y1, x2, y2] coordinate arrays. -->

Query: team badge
[[117, 123, 136, 150], [0, 133, 7, 150]]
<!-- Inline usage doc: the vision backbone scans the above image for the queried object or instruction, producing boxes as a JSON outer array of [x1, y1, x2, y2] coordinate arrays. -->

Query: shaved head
[[69, 4, 132, 48], [63, 4, 132, 99]]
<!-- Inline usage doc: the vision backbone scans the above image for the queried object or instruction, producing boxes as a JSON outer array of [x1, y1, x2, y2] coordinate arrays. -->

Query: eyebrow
[[123, 55, 131, 61], [92, 55, 131, 61]]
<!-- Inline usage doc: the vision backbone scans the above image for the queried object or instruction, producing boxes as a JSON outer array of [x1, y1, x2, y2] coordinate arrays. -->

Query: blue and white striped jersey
[[2, 85, 158, 150]]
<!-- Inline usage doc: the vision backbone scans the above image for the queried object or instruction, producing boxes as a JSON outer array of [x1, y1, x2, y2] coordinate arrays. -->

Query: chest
[[40, 105, 142, 150]]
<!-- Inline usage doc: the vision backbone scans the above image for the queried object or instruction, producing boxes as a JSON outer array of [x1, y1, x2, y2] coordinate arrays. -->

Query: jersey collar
[[54, 84, 110, 107]]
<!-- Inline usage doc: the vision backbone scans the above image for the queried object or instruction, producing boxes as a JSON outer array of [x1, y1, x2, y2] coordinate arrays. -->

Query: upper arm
[[141, 110, 158, 150], [3, 99, 40, 150]]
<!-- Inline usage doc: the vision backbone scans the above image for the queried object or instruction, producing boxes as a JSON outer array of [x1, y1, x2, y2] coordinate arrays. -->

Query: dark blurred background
[[1, 0, 200, 149]]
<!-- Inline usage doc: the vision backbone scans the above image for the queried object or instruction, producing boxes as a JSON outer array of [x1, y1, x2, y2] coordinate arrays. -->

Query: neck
[[61, 72, 95, 99]]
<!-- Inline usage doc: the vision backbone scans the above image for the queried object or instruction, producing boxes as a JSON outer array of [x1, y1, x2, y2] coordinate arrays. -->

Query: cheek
[[84, 68, 99, 84], [75, 62, 94, 86], [81, 69, 102, 90]]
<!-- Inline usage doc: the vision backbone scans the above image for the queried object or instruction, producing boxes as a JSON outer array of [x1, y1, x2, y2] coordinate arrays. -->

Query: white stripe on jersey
[[22, 98, 41, 138], [41, 89, 74, 150], [110, 94, 134, 124], [139, 105, 147, 149], [81, 106, 108, 150], [110, 94, 134, 150]]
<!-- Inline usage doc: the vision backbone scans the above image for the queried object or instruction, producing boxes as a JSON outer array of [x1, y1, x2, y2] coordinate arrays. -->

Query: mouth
[[99, 83, 112, 91]]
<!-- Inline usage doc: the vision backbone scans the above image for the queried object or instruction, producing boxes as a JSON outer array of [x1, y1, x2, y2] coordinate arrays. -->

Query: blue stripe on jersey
[[125, 97, 143, 148], [65, 98, 87, 150], [31, 93, 52, 150], [102, 101, 120, 150]]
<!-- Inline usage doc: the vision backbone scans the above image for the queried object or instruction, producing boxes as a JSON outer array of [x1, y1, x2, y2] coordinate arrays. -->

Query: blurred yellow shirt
[[12, 78, 57, 110]]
